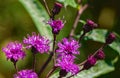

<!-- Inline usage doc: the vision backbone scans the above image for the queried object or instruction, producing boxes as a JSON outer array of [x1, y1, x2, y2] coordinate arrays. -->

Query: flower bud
[[83, 56, 96, 70], [83, 19, 98, 33], [52, 2, 63, 15], [105, 32, 116, 44], [94, 49, 105, 60]]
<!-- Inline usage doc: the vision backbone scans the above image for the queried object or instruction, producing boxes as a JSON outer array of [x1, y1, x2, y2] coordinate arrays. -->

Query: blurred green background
[[0, 0, 120, 78]]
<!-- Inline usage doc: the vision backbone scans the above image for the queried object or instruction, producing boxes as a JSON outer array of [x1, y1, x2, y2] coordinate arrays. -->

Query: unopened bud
[[83, 19, 98, 32], [105, 33, 116, 44], [94, 49, 105, 60], [83, 56, 96, 70], [52, 2, 63, 15]]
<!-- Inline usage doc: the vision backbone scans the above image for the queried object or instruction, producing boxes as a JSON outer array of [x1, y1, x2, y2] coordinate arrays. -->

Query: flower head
[[105, 32, 116, 44], [2, 41, 26, 61], [94, 49, 105, 60], [83, 19, 97, 32], [48, 19, 64, 34], [14, 69, 38, 78], [83, 56, 96, 70], [23, 32, 50, 53], [56, 38, 80, 56], [52, 2, 63, 15], [56, 56, 79, 75]]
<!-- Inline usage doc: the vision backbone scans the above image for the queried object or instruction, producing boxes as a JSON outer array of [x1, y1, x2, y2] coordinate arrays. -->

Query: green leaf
[[19, 0, 53, 40], [76, 29, 120, 55], [85, 29, 108, 43], [84, 29, 120, 55], [79, 20, 86, 25], [57, 0, 78, 8], [50, 60, 115, 78]]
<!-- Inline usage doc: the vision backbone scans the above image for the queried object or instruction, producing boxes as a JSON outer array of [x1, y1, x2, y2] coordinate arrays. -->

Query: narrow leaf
[[19, 0, 53, 40]]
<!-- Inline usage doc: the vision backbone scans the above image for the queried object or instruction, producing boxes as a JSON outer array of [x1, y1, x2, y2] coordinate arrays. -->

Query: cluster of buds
[[83, 32, 116, 70]]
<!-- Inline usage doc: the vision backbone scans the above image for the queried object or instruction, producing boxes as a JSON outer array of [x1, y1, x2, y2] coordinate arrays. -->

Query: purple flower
[[56, 38, 80, 55], [94, 49, 105, 60], [14, 69, 38, 78], [2, 41, 26, 61], [105, 32, 116, 44], [23, 32, 50, 53], [83, 56, 96, 70], [48, 19, 64, 34], [83, 19, 97, 32], [56, 56, 79, 75], [52, 2, 63, 15]]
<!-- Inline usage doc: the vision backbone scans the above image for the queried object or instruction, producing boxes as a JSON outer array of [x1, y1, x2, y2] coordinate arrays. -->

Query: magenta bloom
[[23, 32, 50, 53], [56, 56, 79, 75], [56, 38, 80, 55], [48, 19, 64, 34], [2, 41, 26, 61], [14, 69, 38, 78]]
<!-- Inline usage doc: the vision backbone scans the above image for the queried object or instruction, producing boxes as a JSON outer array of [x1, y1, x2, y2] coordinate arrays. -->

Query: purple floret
[[2, 41, 26, 61], [48, 19, 64, 34], [56, 38, 80, 55], [23, 32, 50, 53], [14, 69, 38, 78], [56, 56, 79, 75]]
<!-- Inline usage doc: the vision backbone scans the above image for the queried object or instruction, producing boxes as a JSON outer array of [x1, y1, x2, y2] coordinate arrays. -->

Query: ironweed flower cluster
[[1, 1, 116, 78], [14, 69, 38, 78], [2, 41, 26, 62], [23, 32, 50, 54]]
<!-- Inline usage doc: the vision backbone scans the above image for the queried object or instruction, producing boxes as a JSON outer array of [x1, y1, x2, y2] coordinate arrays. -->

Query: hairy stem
[[78, 31, 86, 43], [32, 53, 36, 71], [78, 43, 107, 66], [53, 34, 56, 64], [38, 52, 53, 77], [68, 69, 84, 78], [69, 4, 88, 38], [13, 62, 18, 72], [42, 0, 51, 17], [46, 66, 57, 78]]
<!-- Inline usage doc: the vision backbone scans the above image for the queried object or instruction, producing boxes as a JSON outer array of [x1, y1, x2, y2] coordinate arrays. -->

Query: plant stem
[[38, 52, 53, 77], [46, 66, 57, 78], [78, 31, 86, 43], [43, 0, 51, 17], [69, 4, 88, 38], [13, 62, 18, 72], [78, 43, 107, 66], [32, 53, 36, 71], [53, 34, 56, 64], [77, 0, 82, 4], [67, 69, 84, 78]]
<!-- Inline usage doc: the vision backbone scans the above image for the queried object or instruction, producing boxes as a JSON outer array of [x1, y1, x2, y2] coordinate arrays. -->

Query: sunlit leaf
[[50, 60, 115, 78], [57, 0, 78, 8], [19, 0, 53, 40], [76, 29, 120, 55], [85, 29, 120, 55]]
